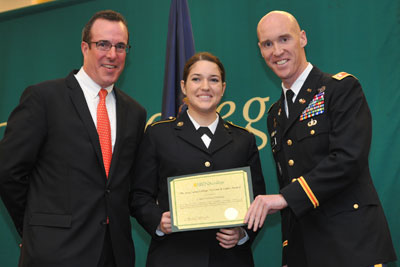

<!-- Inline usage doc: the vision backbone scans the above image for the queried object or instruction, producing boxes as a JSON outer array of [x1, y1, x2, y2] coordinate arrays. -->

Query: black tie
[[197, 127, 213, 139], [285, 89, 295, 119]]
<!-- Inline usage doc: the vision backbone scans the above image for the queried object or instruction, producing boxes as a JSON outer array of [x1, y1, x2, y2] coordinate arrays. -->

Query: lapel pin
[[177, 121, 184, 127], [299, 98, 306, 104], [278, 108, 282, 116], [224, 124, 229, 129], [307, 88, 312, 93]]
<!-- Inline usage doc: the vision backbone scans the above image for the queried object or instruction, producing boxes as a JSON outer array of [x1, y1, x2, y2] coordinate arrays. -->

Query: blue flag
[[161, 0, 195, 119]]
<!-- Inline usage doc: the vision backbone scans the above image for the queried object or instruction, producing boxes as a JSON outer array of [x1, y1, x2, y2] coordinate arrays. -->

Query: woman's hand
[[216, 227, 245, 249]]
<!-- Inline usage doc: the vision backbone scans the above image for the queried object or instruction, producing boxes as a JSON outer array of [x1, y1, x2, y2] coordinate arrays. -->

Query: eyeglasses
[[88, 40, 131, 53]]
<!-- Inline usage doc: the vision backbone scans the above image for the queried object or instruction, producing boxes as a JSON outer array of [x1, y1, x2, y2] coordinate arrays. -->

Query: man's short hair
[[82, 10, 129, 43]]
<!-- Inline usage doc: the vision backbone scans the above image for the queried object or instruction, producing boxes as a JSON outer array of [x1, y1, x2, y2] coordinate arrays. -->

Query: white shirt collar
[[186, 111, 219, 134], [75, 67, 114, 97], [282, 62, 313, 100]]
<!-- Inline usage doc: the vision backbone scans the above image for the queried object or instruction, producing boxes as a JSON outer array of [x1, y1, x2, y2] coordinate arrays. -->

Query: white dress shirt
[[282, 63, 313, 118], [186, 111, 218, 148], [74, 67, 117, 151]]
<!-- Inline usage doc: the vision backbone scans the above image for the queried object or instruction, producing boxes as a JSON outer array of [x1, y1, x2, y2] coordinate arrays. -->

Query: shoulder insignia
[[150, 116, 176, 127], [226, 121, 250, 132], [267, 102, 277, 113], [332, 72, 357, 81]]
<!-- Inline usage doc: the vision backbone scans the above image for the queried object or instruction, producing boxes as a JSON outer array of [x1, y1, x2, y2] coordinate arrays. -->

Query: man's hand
[[159, 211, 172, 234], [244, 194, 288, 231], [216, 227, 244, 249]]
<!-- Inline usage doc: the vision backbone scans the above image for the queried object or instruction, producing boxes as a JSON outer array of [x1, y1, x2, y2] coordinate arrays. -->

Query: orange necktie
[[97, 89, 112, 178]]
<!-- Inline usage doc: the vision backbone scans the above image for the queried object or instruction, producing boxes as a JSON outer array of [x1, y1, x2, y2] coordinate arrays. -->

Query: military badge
[[300, 92, 325, 121], [317, 86, 326, 93], [307, 119, 317, 127]]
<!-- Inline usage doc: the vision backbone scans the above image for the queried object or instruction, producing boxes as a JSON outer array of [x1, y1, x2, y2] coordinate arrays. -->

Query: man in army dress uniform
[[245, 10, 396, 267]]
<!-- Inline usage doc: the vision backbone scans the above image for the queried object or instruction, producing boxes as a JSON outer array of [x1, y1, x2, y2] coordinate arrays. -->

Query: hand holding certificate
[[168, 167, 253, 232]]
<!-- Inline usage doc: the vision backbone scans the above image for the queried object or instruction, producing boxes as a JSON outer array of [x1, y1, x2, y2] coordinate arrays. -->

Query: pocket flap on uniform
[[29, 213, 72, 228], [296, 116, 330, 141], [321, 184, 379, 217]]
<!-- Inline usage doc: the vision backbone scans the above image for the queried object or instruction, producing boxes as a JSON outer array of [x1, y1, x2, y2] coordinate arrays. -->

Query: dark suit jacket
[[0, 70, 147, 267], [132, 111, 266, 267], [267, 66, 396, 267]]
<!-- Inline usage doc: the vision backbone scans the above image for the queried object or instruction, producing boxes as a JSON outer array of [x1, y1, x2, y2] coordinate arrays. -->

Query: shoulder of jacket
[[267, 102, 278, 113], [332, 71, 358, 81], [149, 116, 176, 127], [225, 121, 250, 133]]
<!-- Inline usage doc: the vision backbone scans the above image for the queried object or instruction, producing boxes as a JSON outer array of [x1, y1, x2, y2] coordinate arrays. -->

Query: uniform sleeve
[[0, 86, 47, 236], [281, 77, 372, 218], [130, 126, 164, 237]]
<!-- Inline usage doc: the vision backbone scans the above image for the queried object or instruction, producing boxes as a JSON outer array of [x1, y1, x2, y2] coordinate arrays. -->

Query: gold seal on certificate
[[168, 166, 253, 232]]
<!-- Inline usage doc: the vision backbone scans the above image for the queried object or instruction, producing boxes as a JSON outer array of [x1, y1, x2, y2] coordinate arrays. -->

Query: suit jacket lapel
[[283, 67, 323, 135], [275, 93, 287, 129], [175, 112, 209, 154], [107, 87, 125, 182], [208, 117, 233, 154], [66, 71, 105, 176]]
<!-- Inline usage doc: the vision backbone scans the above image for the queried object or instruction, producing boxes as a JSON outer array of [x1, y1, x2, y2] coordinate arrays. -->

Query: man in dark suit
[[0, 10, 146, 267], [245, 11, 396, 267]]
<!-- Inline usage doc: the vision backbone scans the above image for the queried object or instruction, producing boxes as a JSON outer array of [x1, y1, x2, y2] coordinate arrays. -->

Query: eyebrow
[[190, 73, 220, 76], [260, 33, 292, 44]]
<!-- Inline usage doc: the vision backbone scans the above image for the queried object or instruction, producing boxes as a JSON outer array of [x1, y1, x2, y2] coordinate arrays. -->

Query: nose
[[106, 46, 117, 59], [201, 79, 210, 90], [273, 43, 284, 56]]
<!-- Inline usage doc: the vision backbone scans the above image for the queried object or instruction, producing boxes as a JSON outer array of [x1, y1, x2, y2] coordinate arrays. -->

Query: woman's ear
[[180, 80, 186, 95]]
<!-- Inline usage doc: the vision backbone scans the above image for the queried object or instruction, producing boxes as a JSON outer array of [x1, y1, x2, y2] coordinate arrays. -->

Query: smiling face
[[257, 11, 308, 88], [181, 60, 226, 118], [81, 18, 128, 88]]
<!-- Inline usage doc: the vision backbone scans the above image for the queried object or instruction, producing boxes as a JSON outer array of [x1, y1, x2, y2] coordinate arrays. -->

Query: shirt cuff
[[155, 227, 165, 236], [237, 227, 249, 245]]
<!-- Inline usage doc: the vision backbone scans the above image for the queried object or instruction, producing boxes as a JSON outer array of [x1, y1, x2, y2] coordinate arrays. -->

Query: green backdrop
[[0, 0, 399, 266]]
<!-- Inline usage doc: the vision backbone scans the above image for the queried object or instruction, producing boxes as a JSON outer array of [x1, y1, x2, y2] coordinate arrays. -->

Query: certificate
[[168, 166, 253, 232]]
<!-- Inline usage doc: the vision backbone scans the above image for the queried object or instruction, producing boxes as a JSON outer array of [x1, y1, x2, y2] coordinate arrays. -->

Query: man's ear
[[300, 30, 307, 48]]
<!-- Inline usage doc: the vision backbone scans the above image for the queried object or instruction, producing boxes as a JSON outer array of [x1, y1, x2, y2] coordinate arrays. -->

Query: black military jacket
[[132, 111, 266, 267], [267, 66, 396, 267]]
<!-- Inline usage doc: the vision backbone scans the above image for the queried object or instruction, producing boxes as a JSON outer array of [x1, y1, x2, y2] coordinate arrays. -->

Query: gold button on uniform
[[353, 204, 359, 209], [288, 159, 294, 166], [204, 161, 211, 167], [310, 130, 315, 135], [287, 139, 293, 146]]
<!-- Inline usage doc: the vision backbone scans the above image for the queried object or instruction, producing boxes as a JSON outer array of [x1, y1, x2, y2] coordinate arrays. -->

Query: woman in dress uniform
[[132, 52, 266, 267]]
